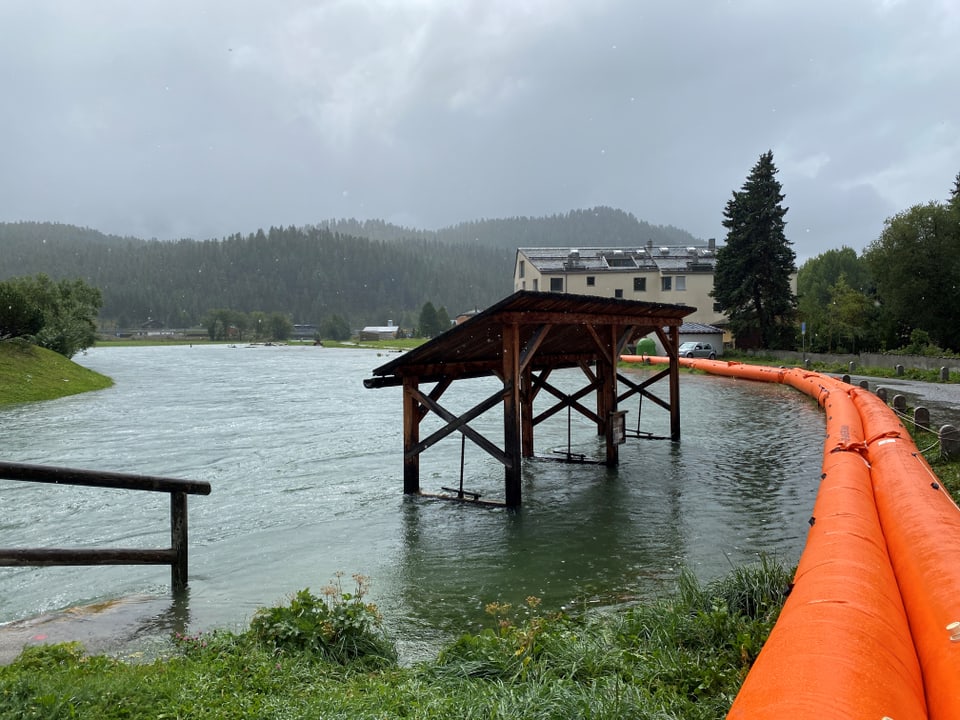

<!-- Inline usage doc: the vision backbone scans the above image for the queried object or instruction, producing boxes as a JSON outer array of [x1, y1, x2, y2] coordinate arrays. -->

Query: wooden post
[[604, 325, 619, 466], [502, 323, 522, 507], [520, 366, 535, 458], [402, 377, 420, 495], [595, 356, 609, 437], [170, 491, 188, 592], [669, 324, 681, 441]]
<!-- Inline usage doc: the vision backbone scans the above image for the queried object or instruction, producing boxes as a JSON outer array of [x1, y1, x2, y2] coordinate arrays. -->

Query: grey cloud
[[1, 0, 957, 261]]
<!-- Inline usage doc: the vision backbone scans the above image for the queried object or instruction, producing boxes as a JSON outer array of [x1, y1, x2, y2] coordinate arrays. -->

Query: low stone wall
[[748, 350, 960, 374]]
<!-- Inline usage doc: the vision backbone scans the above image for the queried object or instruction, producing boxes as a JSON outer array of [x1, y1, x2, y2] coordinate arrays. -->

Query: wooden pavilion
[[364, 291, 694, 507]]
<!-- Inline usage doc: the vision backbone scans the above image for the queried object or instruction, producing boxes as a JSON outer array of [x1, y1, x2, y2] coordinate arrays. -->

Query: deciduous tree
[[864, 201, 960, 350], [319, 314, 351, 341], [6, 275, 101, 357], [0, 282, 44, 341], [797, 247, 876, 351], [268, 312, 292, 341]]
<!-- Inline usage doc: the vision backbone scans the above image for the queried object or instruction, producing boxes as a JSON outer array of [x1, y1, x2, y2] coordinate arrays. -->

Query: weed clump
[[248, 572, 397, 667]]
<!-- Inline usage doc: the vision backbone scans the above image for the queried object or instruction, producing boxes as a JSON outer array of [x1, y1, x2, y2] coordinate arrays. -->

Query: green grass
[[719, 350, 959, 384], [322, 338, 425, 351], [93, 337, 426, 351], [0, 340, 113, 405], [902, 414, 960, 505], [0, 561, 792, 719]]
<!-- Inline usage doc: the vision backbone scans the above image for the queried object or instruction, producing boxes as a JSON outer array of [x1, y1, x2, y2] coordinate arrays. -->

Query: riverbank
[[735, 349, 960, 383], [0, 337, 412, 405], [0, 560, 790, 719], [0, 340, 113, 405]]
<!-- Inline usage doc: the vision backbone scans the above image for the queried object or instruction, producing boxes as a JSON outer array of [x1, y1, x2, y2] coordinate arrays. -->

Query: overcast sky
[[2, 1, 957, 261]]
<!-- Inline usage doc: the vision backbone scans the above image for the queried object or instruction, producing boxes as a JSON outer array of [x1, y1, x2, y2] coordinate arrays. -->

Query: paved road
[[853, 376, 960, 427]]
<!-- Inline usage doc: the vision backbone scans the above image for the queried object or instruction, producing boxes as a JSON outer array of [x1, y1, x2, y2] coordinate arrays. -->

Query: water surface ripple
[[0, 345, 825, 657]]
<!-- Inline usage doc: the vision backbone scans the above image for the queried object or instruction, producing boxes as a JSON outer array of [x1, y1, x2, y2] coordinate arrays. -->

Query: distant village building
[[514, 240, 725, 327], [139, 318, 165, 332], [455, 308, 481, 325], [360, 320, 400, 341], [292, 324, 318, 340]]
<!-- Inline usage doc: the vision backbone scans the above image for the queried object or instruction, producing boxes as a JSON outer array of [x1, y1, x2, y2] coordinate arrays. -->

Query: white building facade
[[514, 240, 726, 327]]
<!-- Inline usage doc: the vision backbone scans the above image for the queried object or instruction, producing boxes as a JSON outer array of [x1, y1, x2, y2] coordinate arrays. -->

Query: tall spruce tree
[[712, 151, 797, 348]]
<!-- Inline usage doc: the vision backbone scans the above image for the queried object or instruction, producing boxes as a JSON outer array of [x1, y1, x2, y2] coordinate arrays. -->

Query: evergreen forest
[[0, 208, 698, 334]]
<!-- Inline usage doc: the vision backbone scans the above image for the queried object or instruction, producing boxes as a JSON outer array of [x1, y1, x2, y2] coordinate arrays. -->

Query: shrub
[[249, 573, 397, 667]]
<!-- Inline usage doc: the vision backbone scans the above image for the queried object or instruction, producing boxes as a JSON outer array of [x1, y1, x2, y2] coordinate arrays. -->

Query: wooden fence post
[[170, 491, 189, 592]]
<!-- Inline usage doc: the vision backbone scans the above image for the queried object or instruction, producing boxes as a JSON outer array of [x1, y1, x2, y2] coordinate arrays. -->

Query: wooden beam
[[505, 310, 686, 327], [519, 323, 552, 373], [406, 386, 510, 466], [604, 324, 620, 466], [617, 325, 642, 356], [669, 324, 681, 441], [521, 365, 535, 458], [503, 322, 522, 507], [617, 369, 672, 412], [402, 377, 421, 494], [531, 376, 601, 426], [0, 548, 176, 566], [0, 461, 210, 495]]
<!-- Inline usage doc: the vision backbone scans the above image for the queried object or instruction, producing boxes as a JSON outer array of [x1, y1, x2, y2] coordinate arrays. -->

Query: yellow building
[[513, 240, 725, 327]]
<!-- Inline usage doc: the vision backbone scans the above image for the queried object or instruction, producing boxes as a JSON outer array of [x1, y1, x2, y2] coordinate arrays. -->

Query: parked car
[[679, 341, 717, 359]]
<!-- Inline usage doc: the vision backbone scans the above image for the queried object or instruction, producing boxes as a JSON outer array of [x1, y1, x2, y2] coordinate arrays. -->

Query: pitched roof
[[365, 290, 694, 387], [679, 322, 723, 334]]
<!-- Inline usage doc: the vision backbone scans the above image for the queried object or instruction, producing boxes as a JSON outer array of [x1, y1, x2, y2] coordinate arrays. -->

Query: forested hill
[[1, 208, 701, 330], [1, 222, 510, 331], [320, 207, 700, 249], [436, 207, 701, 249]]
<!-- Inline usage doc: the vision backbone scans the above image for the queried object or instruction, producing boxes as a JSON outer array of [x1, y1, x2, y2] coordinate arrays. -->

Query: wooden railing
[[0, 461, 211, 592]]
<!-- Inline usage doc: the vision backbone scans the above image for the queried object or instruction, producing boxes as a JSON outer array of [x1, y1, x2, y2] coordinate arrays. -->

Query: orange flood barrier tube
[[853, 390, 960, 720], [727, 375, 926, 719], [619, 355, 960, 718]]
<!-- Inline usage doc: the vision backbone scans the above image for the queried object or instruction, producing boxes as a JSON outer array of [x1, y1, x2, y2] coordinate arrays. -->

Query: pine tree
[[712, 151, 797, 348], [417, 301, 440, 338]]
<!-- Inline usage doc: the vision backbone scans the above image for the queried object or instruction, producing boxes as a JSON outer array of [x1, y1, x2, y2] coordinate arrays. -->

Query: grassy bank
[[0, 340, 113, 405], [905, 419, 960, 505], [0, 561, 792, 719], [321, 338, 424, 351], [723, 350, 959, 384]]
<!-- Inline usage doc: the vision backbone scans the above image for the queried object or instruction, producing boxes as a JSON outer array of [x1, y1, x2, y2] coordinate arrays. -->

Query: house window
[[550, 277, 564, 292], [675, 276, 686, 291], [614, 289, 624, 298], [633, 277, 646, 292], [519, 261, 525, 278], [586, 276, 595, 287], [533, 278, 539, 291], [713, 302, 723, 313], [661, 276, 672, 291]]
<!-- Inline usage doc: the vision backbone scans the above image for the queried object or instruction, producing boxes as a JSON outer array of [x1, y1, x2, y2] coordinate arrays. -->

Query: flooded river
[[0, 345, 826, 659]]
